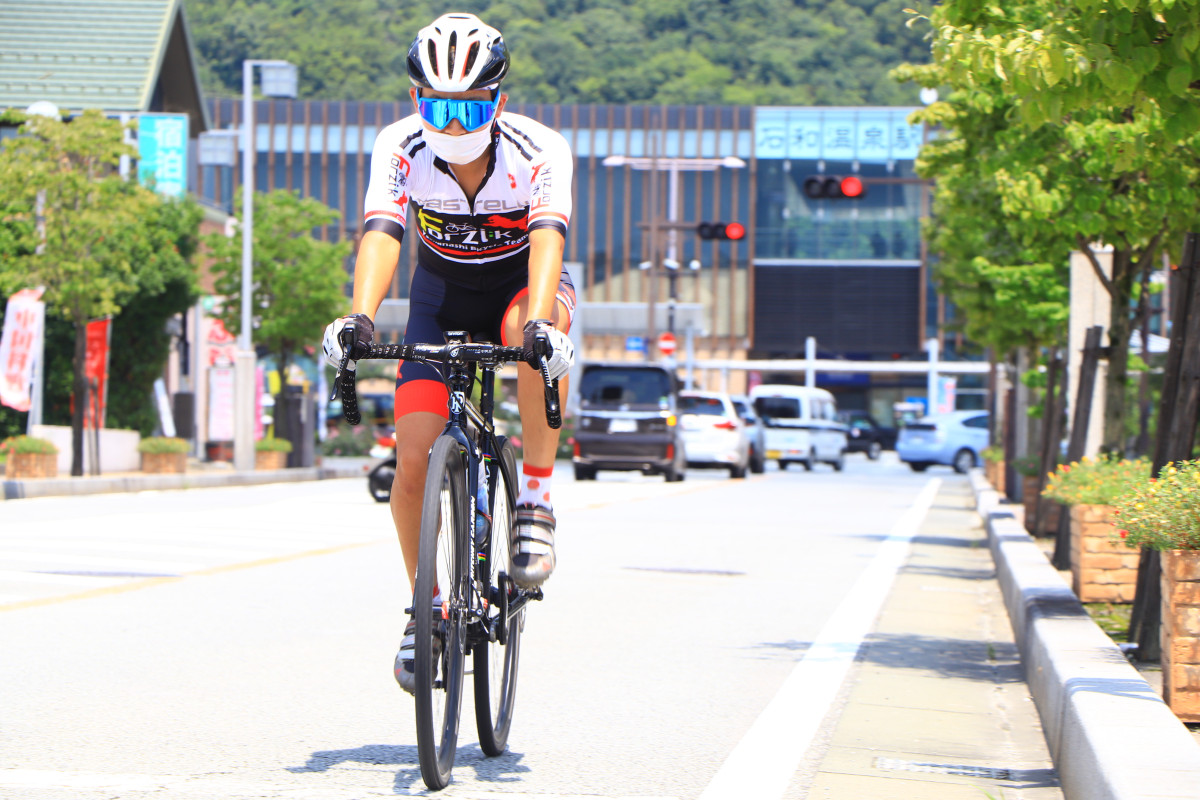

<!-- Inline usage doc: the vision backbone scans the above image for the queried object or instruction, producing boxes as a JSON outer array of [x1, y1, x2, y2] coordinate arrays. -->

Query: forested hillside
[[184, 0, 930, 105]]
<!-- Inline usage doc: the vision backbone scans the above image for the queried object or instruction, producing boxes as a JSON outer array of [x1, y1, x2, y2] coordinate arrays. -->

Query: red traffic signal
[[802, 175, 867, 200], [697, 221, 746, 240]]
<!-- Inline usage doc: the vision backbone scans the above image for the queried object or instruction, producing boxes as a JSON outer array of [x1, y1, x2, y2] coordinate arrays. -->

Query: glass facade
[[193, 99, 946, 359]]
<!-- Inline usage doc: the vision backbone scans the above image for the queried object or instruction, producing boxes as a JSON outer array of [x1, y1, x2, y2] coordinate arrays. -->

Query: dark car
[[836, 410, 897, 460], [572, 362, 686, 481]]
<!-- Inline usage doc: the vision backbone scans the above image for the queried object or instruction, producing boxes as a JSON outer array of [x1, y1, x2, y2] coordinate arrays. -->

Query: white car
[[677, 391, 751, 478], [749, 384, 849, 471]]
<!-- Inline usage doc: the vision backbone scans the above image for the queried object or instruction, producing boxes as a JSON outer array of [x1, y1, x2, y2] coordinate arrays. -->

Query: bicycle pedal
[[403, 606, 414, 615]]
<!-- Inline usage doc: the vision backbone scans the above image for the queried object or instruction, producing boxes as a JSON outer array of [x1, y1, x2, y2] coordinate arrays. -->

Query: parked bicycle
[[334, 328, 561, 790]]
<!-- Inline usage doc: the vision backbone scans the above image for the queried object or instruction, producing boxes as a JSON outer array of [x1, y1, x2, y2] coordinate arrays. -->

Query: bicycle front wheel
[[414, 435, 469, 790], [474, 438, 523, 756]]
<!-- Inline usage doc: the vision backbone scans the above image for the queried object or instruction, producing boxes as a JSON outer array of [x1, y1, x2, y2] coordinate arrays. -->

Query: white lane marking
[[698, 478, 942, 800], [0, 569, 128, 586]]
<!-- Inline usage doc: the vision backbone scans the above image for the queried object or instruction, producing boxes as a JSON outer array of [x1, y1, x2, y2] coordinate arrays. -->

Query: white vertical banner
[[0, 288, 46, 412], [154, 377, 176, 438], [208, 366, 236, 441]]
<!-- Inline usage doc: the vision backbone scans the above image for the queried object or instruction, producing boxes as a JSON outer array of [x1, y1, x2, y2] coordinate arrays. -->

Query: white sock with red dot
[[516, 463, 554, 510]]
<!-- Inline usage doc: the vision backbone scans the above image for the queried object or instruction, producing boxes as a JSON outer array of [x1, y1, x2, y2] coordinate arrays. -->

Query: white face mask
[[423, 125, 493, 165]]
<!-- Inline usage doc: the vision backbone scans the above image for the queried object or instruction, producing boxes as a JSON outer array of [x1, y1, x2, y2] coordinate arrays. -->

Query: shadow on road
[[289, 742, 531, 792]]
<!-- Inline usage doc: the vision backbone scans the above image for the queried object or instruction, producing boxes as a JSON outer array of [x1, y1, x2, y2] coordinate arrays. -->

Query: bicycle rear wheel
[[414, 435, 469, 790], [474, 438, 523, 756]]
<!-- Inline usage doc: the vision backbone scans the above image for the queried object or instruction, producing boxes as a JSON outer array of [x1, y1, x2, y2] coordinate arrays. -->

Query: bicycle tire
[[414, 435, 469, 790], [474, 437, 523, 756]]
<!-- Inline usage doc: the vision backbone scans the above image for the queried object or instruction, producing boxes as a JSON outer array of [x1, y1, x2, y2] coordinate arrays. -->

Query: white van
[[748, 385, 849, 471]]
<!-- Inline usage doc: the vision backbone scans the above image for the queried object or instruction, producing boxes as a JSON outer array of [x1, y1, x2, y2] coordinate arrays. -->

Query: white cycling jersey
[[362, 112, 573, 290]]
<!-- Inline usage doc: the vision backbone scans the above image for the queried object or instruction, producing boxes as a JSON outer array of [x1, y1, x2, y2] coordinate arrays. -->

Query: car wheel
[[665, 448, 686, 482], [749, 448, 765, 474], [909, 461, 930, 472], [952, 448, 977, 474], [867, 441, 882, 460], [802, 449, 816, 471], [574, 464, 596, 481], [730, 462, 747, 479], [830, 450, 845, 472]]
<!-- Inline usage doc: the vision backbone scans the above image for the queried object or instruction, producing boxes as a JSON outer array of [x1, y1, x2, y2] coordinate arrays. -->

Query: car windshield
[[580, 368, 671, 407], [679, 396, 726, 416], [730, 399, 755, 420], [755, 397, 801, 419]]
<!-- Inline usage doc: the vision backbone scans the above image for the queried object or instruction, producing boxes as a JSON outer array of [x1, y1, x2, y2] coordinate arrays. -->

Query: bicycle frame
[[335, 330, 554, 642]]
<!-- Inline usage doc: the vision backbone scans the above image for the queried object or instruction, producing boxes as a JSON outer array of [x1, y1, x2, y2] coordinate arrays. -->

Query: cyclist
[[322, 12, 575, 694]]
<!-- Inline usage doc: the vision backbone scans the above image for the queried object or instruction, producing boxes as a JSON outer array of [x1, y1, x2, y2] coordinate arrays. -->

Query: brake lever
[[330, 353, 350, 401]]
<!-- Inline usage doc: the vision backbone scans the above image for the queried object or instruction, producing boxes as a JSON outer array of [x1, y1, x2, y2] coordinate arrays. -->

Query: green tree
[[924, 0, 1200, 143], [184, 0, 931, 106], [203, 189, 350, 406], [0, 110, 199, 474], [896, 4, 1200, 452]]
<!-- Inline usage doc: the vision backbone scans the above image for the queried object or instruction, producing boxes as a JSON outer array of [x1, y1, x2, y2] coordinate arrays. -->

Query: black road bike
[[335, 328, 561, 790]]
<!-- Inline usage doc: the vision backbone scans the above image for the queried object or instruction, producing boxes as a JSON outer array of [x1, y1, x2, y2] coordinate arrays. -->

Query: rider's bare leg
[[390, 410, 444, 589]]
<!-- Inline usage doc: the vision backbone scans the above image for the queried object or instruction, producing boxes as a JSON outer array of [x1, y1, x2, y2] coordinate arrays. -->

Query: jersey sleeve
[[361, 125, 410, 242], [527, 129, 573, 237]]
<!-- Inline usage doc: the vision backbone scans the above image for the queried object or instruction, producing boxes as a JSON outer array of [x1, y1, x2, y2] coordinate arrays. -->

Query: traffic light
[[802, 175, 866, 200], [696, 221, 746, 240]]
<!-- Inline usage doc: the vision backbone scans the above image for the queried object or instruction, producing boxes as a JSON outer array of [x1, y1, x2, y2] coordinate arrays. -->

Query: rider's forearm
[[351, 230, 403, 320], [526, 228, 566, 322]]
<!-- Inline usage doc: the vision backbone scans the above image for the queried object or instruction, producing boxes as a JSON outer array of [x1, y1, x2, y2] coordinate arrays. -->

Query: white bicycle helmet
[[407, 13, 509, 92]]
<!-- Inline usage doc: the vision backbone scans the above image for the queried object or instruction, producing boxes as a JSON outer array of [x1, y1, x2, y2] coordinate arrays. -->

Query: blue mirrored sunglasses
[[417, 96, 499, 132]]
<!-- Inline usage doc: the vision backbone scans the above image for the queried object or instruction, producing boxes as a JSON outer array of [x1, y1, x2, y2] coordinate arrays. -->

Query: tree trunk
[[71, 321, 87, 477], [1103, 247, 1136, 454]]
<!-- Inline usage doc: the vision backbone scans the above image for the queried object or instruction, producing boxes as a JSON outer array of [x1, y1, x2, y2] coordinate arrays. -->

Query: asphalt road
[[0, 453, 945, 799]]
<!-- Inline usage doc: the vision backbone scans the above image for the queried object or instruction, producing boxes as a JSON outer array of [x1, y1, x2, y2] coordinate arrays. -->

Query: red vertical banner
[[84, 318, 112, 429]]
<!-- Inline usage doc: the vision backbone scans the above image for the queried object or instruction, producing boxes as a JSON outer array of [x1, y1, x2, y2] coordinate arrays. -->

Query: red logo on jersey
[[507, 173, 517, 189], [485, 215, 527, 231]]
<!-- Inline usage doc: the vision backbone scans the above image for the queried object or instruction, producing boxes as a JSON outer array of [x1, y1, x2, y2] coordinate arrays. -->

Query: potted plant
[[1112, 459, 1200, 722], [1042, 455, 1148, 603], [1, 435, 59, 479], [255, 436, 293, 470], [1013, 454, 1062, 536], [981, 445, 1005, 493], [137, 437, 189, 474]]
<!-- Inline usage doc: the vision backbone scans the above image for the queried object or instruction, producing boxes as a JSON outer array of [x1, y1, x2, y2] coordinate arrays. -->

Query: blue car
[[896, 411, 990, 474]]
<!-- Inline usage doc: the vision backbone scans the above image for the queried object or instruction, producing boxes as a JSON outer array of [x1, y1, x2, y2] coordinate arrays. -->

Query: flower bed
[[1, 436, 59, 479], [1112, 460, 1200, 721], [255, 436, 293, 470], [1044, 456, 1148, 603], [137, 437, 188, 474]]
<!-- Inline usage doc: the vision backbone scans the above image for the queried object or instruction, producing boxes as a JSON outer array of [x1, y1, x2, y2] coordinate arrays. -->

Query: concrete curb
[[969, 469, 1200, 800], [1, 464, 370, 501]]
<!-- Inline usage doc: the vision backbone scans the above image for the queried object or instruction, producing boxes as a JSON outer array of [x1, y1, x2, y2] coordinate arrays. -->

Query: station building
[[194, 98, 984, 420]]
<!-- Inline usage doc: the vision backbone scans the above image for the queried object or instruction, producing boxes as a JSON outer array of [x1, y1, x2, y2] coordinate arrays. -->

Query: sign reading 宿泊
[[137, 113, 189, 198], [754, 108, 924, 163]]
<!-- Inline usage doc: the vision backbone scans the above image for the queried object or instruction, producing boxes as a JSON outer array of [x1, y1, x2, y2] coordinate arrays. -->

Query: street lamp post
[[602, 152, 745, 361], [233, 59, 297, 472]]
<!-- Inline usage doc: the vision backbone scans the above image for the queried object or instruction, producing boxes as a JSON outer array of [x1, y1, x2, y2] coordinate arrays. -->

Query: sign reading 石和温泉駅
[[754, 108, 924, 164]]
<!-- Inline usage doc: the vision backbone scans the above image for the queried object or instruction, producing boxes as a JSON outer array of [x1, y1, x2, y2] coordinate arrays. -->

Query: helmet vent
[[447, 31, 457, 78], [462, 41, 480, 78], [426, 39, 439, 77]]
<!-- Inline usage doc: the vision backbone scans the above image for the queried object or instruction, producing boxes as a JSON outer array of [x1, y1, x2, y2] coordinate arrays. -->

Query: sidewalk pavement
[[805, 476, 1063, 799], [0, 456, 377, 501]]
